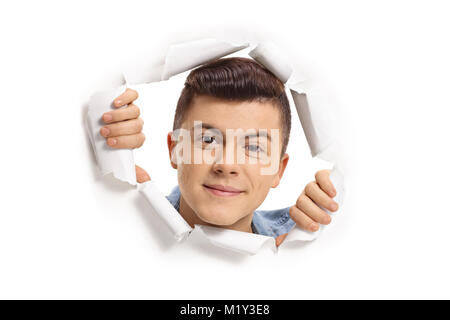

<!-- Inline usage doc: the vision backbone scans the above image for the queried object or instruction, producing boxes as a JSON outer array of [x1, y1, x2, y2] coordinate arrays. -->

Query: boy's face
[[167, 95, 289, 227]]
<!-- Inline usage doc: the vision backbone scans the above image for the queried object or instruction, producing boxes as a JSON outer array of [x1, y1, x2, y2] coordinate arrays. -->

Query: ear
[[271, 153, 289, 188], [167, 131, 178, 169]]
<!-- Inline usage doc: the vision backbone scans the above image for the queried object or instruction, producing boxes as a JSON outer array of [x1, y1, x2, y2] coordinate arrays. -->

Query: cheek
[[177, 164, 189, 185], [247, 170, 276, 199], [177, 164, 210, 190]]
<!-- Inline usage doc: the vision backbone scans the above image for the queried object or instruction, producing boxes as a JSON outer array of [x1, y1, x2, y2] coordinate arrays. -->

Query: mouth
[[202, 184, 243, 197]]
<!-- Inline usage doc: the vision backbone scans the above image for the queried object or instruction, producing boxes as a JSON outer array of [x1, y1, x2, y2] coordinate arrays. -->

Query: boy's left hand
[[290, 169, 338, 232], [275, 169, 338, 246]]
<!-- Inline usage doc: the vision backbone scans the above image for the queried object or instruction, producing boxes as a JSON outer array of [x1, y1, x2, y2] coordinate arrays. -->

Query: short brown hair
[[172, 57, 291, 157]]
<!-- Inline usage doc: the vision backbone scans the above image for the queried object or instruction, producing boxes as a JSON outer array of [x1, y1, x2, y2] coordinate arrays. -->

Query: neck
[[179, 194, 254, 234]]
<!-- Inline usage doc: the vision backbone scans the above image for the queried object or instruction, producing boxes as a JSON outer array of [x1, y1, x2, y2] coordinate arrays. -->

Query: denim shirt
[[165, 185, 296, 238]]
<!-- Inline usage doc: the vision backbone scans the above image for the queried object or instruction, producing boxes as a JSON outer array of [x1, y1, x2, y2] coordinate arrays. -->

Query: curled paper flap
[[290, 88, 330, 157], [289, 81, 334, 158], [86, 38, 346, 255], [249, 41, 293, 83], [139, 181, 192, 242], [86, 84, 137, 185], [195, 225, 276, 255], [249, 42, 333, 158], [161, 38, 250, 80], [123, 63, 165, 85]]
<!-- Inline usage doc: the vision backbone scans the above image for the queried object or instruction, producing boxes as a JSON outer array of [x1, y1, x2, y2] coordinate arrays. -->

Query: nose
[[211, 146, 240, 176], [212, 162, 240, 176]]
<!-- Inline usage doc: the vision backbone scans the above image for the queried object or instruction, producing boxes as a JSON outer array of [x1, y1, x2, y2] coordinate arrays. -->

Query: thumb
[[135, 165, 151, 183]]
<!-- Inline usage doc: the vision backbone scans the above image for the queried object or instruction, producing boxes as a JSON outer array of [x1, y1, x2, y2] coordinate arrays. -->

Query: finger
[[275, 233, 288, 247], [289, 205, 319, 232], [305, 181, 339, 212], [107, 133, 145, 149], [113, 88, 139, 107], [103, 104, 140, 123], [296, 193, 332, 225], [136, 165, 151, 183], [315, 169, 336, 198], [100, 118, 144, 137]]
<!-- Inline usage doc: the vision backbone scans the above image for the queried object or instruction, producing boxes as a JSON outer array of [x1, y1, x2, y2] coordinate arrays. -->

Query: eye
[[245, 144, 261, 152], [202, 135, 216, 144]]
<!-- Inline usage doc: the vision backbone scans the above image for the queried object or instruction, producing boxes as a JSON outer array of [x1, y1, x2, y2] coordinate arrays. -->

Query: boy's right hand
[[99, 88, 150, 183], [100, 88, 145, 149]]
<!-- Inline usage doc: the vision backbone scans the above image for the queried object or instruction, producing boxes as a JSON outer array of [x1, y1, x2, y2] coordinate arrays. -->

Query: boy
[[99, 57, 338, 246]]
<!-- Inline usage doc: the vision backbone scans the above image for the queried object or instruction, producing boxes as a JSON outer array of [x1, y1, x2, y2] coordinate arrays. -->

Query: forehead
[[182, 95, 282, 132]]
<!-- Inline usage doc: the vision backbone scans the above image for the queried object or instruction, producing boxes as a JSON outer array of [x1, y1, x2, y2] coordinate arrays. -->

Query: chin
[[195, 206, 242, 226]]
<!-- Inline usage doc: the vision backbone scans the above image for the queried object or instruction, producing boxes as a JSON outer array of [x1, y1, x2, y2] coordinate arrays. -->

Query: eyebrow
[[244, 132, 272, 142], [192, 122, 217, 131], [191, 122, 272, 142]]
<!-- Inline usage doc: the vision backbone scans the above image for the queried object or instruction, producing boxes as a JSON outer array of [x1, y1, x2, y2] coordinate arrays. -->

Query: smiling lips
[[203, 184, 243, 197]]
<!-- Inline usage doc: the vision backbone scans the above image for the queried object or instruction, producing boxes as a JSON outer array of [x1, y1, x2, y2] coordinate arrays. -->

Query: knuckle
[[289, 206, 300, 221], [132, 120, 141, 132], [315, 171, 320, 181], [299, 193, 308, 203], [296, 194, 308, 209], [136, 119, 143, 131], [315, 169, 326, 180], [130, 88, 139, 98], [289, 206, 295, 217], [133, 105, 140, 117], [305, 181, 315, 195], [133, 134, 140, 148], [134, 133, 145, 148], [289, 207, 302, 225]]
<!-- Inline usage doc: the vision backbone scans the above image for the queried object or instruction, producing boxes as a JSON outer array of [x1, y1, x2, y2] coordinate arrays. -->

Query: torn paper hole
[[86, 38, 346, 255]]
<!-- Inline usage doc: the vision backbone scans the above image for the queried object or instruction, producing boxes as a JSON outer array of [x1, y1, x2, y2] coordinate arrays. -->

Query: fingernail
[[100, 127, 110, 137], [115, 99, 122, 107], [310, 223, 319, 232], [330, 202, 339, 211], [107, 138, 117, 146], [103, 113, 113, 123]]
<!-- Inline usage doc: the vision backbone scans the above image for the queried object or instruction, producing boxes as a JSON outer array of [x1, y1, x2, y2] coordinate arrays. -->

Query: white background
[[1, 0, 449, 299]]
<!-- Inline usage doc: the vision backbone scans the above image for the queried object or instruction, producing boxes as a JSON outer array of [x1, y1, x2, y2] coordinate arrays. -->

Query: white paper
[[249, 42, 293, 83], [86, 84, 137, 185], [86, 38, 346, 255], [161, 38, 250, 80], [138, 181, 192, 242], [195, 225, 276, 255], [289, 82, 334, 158]]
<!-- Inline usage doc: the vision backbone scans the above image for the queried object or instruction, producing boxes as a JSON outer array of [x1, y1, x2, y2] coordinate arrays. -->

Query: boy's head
[[167, 57, 292, 227]]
